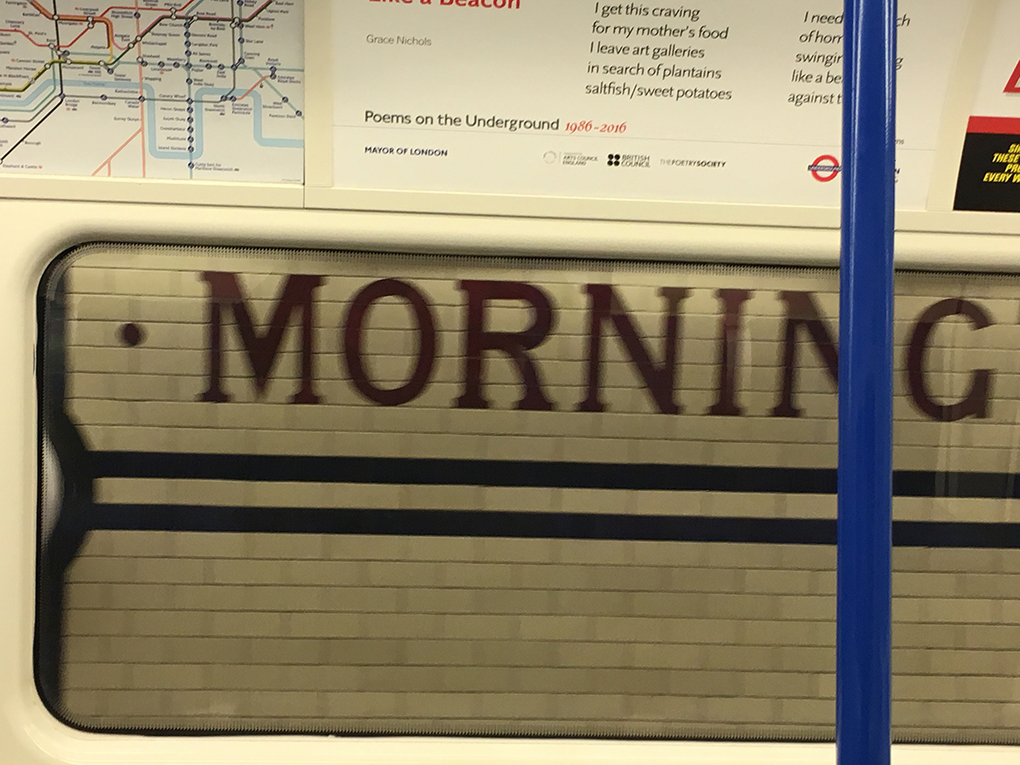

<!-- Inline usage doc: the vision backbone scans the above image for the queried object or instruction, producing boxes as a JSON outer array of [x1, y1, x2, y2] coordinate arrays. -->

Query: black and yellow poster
[[955, 117, 1020, 212], [954, 3, 1020, 212]]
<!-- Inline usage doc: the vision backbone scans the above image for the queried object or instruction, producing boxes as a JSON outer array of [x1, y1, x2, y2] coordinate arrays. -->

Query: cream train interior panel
[[3, 0, 1020, 762]]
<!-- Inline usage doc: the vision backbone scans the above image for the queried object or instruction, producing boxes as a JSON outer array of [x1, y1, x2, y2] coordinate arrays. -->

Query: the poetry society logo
[[608, 153, 650, 169]]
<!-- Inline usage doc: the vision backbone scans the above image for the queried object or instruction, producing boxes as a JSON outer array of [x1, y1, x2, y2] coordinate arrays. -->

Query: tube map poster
[[0, 0, 303, 182]]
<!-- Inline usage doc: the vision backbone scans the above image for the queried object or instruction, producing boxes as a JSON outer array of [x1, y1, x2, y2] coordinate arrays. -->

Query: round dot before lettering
[[119, 323, 145, 347]]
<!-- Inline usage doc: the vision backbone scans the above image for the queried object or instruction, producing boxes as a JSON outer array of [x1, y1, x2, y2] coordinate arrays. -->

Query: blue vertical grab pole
[[838, 0, 895, 763]]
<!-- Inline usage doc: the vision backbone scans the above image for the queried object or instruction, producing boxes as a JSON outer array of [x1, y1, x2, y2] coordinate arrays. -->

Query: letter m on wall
[[199, 272, 324, 404]]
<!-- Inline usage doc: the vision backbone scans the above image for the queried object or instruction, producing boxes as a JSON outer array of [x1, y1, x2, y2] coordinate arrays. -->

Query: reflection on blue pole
[[838, 0, 895, 763]]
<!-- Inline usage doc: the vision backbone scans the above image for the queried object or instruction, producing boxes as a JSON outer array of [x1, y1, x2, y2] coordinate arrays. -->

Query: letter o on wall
[[343, 279, 437, 406]]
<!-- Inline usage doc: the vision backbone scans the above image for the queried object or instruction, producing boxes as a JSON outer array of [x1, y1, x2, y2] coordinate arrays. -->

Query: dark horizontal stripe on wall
[[93, 451, 837, 493], [91, 504, 834, 544], [892, 471, 1020, 499], [93, 451, 1020, 500], [89, 504, 1020, 549]]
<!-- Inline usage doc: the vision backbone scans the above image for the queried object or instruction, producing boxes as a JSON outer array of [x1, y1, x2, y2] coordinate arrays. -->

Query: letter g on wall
[[906, 298, 993, 422]]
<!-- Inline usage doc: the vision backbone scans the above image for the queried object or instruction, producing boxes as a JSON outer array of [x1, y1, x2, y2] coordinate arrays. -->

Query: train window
[[35, 241, 1020, 742]]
